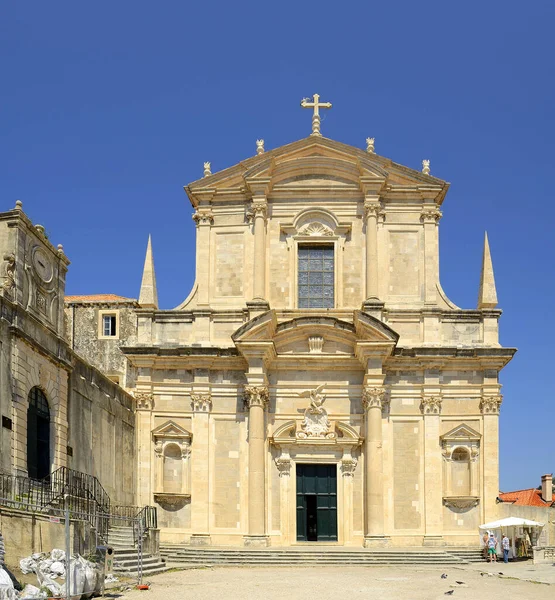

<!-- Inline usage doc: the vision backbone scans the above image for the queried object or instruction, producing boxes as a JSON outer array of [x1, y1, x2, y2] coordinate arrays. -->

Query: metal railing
[[49, 467, 111, 514], [111, 505, 157, 529], [0, 469, 157, 548]]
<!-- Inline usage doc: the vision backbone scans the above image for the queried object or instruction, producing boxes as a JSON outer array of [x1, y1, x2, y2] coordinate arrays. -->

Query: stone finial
[[35, 224, 45, 236], [15, 200, 23, 210], [422, 159, 431, 175], [256, 139, 265, 155], [57, 244, 64, 257], [138, 234, 159, 309], [203, 162, 211, 177], [366, 137, 375, 153], [477, 232, 498, 309]]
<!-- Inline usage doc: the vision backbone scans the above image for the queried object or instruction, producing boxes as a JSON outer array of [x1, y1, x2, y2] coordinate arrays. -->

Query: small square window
[[102, 315, 117, 336]]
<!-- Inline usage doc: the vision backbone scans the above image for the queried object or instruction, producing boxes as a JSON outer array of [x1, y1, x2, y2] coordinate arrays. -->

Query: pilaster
[[480, 392, 502, 524], [363, 198, 382, 302], [420, 204, 442, 306], [421, 377, 444, 546], [190, 370, 212, 545], [192, 203, 214, 307]]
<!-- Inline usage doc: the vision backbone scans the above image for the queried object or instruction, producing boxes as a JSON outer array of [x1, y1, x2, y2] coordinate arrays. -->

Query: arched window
[[27, 387, 50, 480], [162, 444, 183, 493], [451, 447, 471, 496]]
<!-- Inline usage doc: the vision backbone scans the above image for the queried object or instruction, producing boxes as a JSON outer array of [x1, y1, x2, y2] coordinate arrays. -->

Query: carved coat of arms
[[297, 384, 336, 439]]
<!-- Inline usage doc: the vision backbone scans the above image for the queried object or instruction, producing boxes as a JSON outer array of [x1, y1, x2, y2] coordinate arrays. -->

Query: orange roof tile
[[498, 488, 552, 507], [64, 294, 137, 304]]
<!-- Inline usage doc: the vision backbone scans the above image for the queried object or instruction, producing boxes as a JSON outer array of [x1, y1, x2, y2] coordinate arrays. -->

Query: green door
[[296, 464, 337, 542]]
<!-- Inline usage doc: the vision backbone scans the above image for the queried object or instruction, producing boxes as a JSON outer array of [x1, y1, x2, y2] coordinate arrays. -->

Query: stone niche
[[441, 424, 481, 511], [152, 420, 192, 510]]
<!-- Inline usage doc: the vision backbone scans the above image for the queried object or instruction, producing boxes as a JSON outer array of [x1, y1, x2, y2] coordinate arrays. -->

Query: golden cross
[[300, 93, 332, 137]]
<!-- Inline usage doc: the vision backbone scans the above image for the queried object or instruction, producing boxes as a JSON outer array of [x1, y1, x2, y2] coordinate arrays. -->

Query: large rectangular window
[[298, 245, 334, 309]]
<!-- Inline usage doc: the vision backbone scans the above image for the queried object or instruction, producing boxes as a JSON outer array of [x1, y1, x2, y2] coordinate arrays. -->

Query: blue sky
[[2, 2, 553, 491]]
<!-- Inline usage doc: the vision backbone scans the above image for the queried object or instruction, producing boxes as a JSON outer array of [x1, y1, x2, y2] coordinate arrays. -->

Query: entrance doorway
[[27, 387, 50, 480], [296, 463, 337, 542]]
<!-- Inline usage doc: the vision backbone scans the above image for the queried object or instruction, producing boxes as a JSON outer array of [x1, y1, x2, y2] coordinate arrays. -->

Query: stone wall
[[0, 506, 94, 567], [68, 358, 136, 506]]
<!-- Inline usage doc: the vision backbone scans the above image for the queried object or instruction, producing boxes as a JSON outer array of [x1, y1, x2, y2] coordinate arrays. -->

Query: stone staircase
[[160, 545, 485, 567], [107, 526, 169, 577]]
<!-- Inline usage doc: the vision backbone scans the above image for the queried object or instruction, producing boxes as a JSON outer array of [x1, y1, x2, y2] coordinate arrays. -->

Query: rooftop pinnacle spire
[[477, 232, 498, 309], [139, 234, 158, 309]]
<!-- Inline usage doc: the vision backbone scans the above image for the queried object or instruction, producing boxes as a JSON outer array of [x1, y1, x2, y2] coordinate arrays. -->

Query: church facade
[[67, 102, 515, 547]]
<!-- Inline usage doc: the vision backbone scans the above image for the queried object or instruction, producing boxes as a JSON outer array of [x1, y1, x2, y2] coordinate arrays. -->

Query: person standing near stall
[[487, 533, 498, 562], [502, 533, 510, 563]]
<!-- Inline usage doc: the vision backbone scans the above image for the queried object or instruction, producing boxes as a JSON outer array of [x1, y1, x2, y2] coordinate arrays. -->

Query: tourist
[[487, 533, 498, 562], [502, 533, 510, 563]]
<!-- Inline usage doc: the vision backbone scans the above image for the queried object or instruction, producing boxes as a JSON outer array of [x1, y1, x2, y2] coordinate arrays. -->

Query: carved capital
[[362, 386, 386, 410], [192, 208, 214, 227], [246, 200, 267, 223], [364, 201, 383, 220], [135, 392, 154, 410], [191, 393, 212, 412], [244, 385, 269, 409], [421, 395, 442, 415], [420, 207, 442, 224], [275, 457, 291, 477], [480, 394, 502, 415], [341, 457, 358, 477]]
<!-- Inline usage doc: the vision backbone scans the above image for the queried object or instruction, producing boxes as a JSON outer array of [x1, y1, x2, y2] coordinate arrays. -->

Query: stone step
[[161, 554, 464, 565]]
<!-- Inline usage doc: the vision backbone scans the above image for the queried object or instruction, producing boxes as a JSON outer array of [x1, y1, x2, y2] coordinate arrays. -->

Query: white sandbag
[[50, 549, 65, 562], [50, 561, 65, 577], [82, 563, 97, 599], [0, 570, 12, 588], [67, 558, 85, 599], [19, 558, 36, 575], [20, 584, 46, 599], [35, 571, 61, 597], [0, 586, 17, 600]]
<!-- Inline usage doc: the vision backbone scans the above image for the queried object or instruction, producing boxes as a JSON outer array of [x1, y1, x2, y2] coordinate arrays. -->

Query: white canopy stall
[[479, 517, 545, 559]]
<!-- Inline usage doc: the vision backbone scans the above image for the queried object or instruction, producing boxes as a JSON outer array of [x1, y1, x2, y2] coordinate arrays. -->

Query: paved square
[[122, 564, 554, 600]]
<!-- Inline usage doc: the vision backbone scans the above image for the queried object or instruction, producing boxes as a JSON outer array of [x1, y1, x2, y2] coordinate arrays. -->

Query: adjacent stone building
[[0, 203, 136, 505], [70, 109, 513, 547]]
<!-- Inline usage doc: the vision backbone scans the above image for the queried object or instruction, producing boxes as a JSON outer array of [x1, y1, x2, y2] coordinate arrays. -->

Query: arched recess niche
[[441, 424, 481, 510], [152, 421, 192, 507]]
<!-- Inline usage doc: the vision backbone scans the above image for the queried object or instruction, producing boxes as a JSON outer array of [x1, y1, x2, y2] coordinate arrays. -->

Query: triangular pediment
[[152, 420, 192, 439], [441, 424, 481, 442], [185, 136, 448, 206]]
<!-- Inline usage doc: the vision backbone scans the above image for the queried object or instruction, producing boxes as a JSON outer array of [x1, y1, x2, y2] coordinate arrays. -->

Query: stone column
[[363, 199, 381, 300], [362, 386, 388, 546], [421, 394, 444, 546], [250, 199, 268, 302], [190, 391, 212, 545], [480, 394, 502, 523], [244, 384, 270, 546], [192, 206, 214, 306], [420, 205, 442, 305]]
